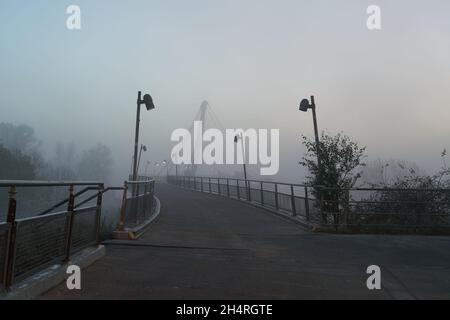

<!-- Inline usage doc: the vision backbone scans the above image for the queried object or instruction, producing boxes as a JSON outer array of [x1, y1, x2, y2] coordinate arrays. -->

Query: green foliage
[[300, 132, 366, 189], [300, 132, 366, 224]]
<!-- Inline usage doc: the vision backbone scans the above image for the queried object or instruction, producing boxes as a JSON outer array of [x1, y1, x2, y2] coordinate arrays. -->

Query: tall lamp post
[[299, 95, 322, 182], [132, 91, 155, 194]]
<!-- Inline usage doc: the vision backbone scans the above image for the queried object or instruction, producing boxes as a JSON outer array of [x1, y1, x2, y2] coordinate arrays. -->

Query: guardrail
[[167, 176, 450, 234], [117, 179, 156, 231], [0, 181, 108, 291]]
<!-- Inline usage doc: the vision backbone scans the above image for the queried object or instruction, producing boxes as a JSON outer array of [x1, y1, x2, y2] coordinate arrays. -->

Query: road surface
[[41, 183, 450, 299]]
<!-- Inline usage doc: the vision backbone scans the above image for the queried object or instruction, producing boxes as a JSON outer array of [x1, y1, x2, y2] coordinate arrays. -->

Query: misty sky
[[1, 0, 450, 183]]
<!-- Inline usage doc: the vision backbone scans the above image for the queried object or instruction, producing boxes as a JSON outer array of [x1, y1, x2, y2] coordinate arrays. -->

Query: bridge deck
[[41, 183, 450, 299]]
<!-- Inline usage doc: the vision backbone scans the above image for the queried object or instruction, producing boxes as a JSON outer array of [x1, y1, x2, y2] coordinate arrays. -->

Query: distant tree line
[[0, 122, 114, 219]]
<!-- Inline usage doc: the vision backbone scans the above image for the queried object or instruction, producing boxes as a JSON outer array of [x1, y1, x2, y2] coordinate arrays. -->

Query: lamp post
[[132, 91, 155, 193], [299, 95, 322, 182]]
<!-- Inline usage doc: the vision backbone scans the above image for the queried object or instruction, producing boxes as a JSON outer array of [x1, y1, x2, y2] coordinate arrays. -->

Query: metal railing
[[167, 176, 450, 233], [167, 176, 315, 221], [0, 181, 107, 291], [117, 179, 156, 230]]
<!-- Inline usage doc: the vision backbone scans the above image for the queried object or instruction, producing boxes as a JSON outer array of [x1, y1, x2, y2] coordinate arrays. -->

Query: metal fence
[[0, 181, 105, 291], [117, 179, 156, 230], [167, 176, 450, 234]]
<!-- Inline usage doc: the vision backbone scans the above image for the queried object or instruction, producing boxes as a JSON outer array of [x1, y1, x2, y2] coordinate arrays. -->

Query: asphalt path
[[41, 183, 450, 300]]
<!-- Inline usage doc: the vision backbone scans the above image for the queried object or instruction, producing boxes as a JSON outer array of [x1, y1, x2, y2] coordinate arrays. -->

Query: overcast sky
[[1, 0, 450, 183]]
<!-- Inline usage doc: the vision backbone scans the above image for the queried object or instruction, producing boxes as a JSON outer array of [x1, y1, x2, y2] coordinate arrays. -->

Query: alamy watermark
[[366, 265, 381, 290], [66, 5, 81, 30], [367, 5, 381, 30], [170, 121, 280, 176], [66, 265, 81, 290]]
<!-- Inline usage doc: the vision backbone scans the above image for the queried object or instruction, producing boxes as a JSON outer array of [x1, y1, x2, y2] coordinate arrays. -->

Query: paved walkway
[[41, 183, 450, 299]]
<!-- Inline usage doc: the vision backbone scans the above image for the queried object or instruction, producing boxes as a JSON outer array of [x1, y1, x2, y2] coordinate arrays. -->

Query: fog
[[1, 0, 450, 185]]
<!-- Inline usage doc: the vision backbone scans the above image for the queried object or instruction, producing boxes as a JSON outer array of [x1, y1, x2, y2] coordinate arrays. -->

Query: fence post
[[4, 186, 17, 289], [218, 179, 221, 195], [95, 184, 104, 245], [304, 186, 310, 221], [275, 183, 279, 211], [117, 181, 128, 231], [201, 177, 204, 193], [209, 177, 212, 193], [150, 180, 155, 212], [64, 185, 75, 262], [291, 184, 297, 217], [260, 182, 264, 206], [237, 180, 240, 200], [143, 182, 149, 218], [227, 179, 230, 197], [247, 180, 252, 202]]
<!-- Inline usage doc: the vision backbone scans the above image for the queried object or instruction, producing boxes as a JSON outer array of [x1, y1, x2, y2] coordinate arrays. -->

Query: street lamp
[[299, 95, 322, 182], [132, 91, 155, 190]]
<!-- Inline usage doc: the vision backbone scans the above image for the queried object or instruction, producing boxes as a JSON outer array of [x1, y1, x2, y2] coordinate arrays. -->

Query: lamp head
[[143, 94, 155, 110], [299, 99, 310, 112]]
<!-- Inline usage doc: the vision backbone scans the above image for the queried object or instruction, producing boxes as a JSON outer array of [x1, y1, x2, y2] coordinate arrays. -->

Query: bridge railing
[[0, 181, 107, 291], [117, 179, 156, 230], [167, 176, 450, 233], [167, 176, 316, 221]]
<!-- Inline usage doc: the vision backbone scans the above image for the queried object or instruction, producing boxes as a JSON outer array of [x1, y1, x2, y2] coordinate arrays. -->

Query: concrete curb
[[112, 196, 161, 240], [0, 245, 105, 300]]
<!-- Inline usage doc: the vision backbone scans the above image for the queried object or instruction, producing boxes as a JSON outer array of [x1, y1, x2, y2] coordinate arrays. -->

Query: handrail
[[171, 176, 450, 192], [0, 180, 102, 187], [38, 186, 101, 216]]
